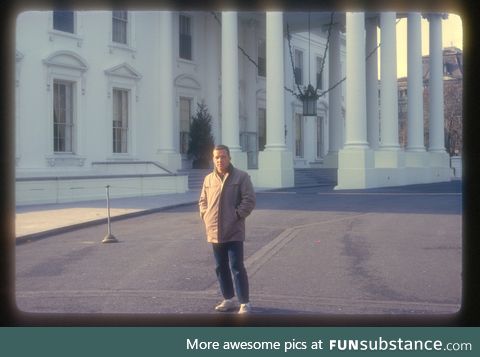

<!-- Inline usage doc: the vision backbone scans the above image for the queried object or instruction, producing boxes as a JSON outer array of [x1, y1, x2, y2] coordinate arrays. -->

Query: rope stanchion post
[[102, 185, 118, 243]]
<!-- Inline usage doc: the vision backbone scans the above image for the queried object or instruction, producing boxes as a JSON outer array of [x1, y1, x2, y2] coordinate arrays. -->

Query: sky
[[394, 13, 463, 78]]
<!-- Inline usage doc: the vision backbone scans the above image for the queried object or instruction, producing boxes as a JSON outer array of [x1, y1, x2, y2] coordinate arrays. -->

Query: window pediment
[[43, 50, 88, 72], [104, 63, 142, 80], [174, 74, 201, 90]]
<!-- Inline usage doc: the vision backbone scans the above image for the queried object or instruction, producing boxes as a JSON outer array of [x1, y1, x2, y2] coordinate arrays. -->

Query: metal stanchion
[[102, 185, 118, 243]]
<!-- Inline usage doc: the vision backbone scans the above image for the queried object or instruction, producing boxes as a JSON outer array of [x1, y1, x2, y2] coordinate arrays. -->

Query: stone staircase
[[180, 168, 337, 190], [294, 168, 337, 187], [178, 169, 211, 190]]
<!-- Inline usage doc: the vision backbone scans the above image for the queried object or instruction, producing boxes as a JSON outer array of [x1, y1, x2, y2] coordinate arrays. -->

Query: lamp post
[[102, 185, 118, 243]]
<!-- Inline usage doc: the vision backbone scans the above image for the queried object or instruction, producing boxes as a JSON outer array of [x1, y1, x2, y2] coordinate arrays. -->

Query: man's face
[[213, 149, 231, 174]]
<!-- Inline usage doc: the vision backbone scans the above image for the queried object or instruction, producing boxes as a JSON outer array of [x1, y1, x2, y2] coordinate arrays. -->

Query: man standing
[[199, 145, 256, 314]]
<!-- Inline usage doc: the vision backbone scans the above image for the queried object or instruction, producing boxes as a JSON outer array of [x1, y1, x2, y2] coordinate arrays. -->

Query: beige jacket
[[199, 165, 256, 243]]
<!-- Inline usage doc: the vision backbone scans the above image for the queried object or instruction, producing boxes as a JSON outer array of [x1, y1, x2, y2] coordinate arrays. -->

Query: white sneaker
[[238, 303, 252, 314], [215, 299, 236, 312]]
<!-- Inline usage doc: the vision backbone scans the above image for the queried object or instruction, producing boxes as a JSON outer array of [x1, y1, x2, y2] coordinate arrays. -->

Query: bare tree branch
[[211, 12, 259, 69], [318, 77, 346, 97]]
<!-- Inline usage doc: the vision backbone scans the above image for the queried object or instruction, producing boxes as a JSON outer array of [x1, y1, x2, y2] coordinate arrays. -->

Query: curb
[[15, 201, 198, 245]]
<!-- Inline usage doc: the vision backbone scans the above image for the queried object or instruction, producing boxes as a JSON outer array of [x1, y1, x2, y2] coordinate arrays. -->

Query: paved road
[[15, 182, 462, 317]]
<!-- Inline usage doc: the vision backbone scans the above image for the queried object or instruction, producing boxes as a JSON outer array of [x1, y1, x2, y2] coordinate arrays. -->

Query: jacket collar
[[214, 163, 234, 181]]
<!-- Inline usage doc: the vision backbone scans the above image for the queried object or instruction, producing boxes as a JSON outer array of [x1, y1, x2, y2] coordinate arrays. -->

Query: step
[[294, 168, 337, 187]]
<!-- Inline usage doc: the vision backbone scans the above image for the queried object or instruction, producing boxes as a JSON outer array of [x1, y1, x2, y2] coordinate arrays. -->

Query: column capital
[[422, 13, 449, 21]]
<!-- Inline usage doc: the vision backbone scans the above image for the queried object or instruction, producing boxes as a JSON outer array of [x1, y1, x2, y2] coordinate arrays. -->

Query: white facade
[[15, 11, 451, 205]]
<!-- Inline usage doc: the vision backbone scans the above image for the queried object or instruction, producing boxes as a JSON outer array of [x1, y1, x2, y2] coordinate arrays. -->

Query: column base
[[428, 151, 453, 181], [335, 148, 376, 189], [405, 150, 428, 167], [156, 151, 182, 172], [375, 149, 405, 168], [428, 150, 450, 167], [257, 150, 294, 188], [336, 148, 453, 189]]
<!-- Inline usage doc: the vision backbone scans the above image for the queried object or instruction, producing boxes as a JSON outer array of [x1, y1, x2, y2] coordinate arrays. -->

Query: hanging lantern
[[301, 84, 318, 116]]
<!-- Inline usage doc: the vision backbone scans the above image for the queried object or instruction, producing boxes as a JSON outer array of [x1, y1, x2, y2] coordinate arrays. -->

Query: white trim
[[45, 78, 81, 160], [178, 12, 194, 62], [43, 51, 88, 162], [174, 74, 201, 90], [43, 51, 88, 95], [109, 11, 137, 57], [105, 64, 141, 158], [104, 62, 142, 81], [43, 50, 89, 72], [49, 11, 83, 47], [175, 73, 201, 154]]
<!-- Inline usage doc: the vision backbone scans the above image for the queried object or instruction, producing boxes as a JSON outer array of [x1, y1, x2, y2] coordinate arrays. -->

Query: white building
[[15, 11, 451, 205]]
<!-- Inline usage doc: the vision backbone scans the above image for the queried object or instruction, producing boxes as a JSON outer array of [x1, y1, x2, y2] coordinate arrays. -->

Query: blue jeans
[[212, 241, 249, 304]]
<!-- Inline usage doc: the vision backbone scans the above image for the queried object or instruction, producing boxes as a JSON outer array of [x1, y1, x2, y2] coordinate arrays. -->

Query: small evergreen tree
[[188, 102, 215, 169]]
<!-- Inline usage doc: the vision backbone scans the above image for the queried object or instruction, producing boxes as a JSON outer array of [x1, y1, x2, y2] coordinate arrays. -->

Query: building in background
[[398, 47, 463, 156], [15, 11, 455, 205]]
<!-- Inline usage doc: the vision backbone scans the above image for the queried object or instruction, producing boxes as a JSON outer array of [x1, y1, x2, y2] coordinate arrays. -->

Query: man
[[199, 145, 256, 314]]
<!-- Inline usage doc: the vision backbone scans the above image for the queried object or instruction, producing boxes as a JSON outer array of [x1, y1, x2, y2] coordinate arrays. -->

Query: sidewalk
[[15, 190, 201, 239], [15, 180, 461, 239]]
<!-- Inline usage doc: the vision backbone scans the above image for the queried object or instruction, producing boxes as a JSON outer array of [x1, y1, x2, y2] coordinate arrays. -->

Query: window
[[112, 11, 128, 44], [258, 39, 266, 77], [53, 11, 74, 33], [295, 113, 304, 158], [316, 56, 324, 90], [317, 116, 324, 158], [179, 97, 192, 154], [179, 15, 192, 60], [53, 80, 74, 153], [112, 88, 129, 153], [294, 49, 303, 85], [258, 108, 266, 151]]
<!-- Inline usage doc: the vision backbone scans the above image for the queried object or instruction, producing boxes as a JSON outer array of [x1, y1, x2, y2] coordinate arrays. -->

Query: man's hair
[[213, 144, 230, 157]]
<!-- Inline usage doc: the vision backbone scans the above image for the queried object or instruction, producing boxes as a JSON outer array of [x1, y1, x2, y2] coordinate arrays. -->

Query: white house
[[15, 10, 451, 205]]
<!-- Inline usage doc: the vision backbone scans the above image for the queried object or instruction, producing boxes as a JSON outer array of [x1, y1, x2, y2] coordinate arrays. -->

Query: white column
[[221, 11, 241, 151], [158, 12, 174, 153], [157, 11, 181, 171], [407, 12, 425, 151], [326, 24, 343, 161], [244, 19, 258, 169], [265, 11, 286, 150], [258, 11, 293, 188], [366, 16, 379, 150], [379, 12, 400, 150], [345, 13, 368, 148], [427, 14, 446, 152], [336, 12, 376, 190], [205, 14, 221, 144], [245, 20, 258, 135]]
